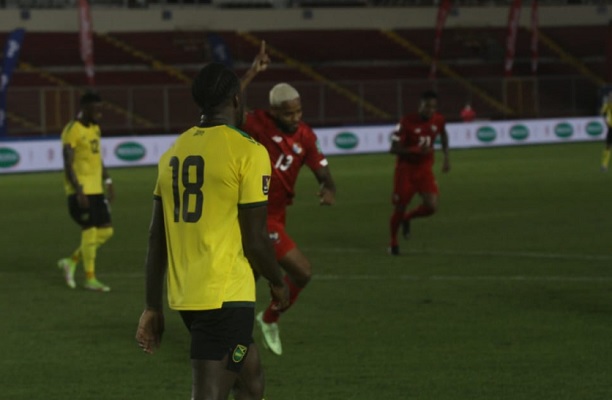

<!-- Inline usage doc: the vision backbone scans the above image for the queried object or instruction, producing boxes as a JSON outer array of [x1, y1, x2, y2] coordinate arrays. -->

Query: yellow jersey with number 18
[[154, 125, 271, 311], [61, 120, 103, 195]]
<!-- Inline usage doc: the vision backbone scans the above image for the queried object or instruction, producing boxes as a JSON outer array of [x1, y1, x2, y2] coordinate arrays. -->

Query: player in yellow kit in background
[[57, 91, 114, 292]]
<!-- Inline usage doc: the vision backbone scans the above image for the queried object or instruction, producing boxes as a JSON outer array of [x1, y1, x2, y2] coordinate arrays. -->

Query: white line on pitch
[[314, 275, 612, 282], [303, 247, 612, 262]]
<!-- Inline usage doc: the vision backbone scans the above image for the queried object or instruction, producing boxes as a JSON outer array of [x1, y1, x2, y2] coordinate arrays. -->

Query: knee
[[291, 261, 312, 288], [96, 226, 114, 244], [237, 368, 264, 400], [424, 199, 438, 214]]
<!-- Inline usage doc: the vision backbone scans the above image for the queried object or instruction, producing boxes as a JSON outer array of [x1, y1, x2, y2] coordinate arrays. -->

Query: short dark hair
[[191, 63, 240, 114], [421, 90, 438, 101], [80, 91, 102, 106]]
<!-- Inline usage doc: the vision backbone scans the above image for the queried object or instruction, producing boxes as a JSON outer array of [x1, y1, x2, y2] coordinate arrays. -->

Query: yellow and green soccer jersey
[[601, 103, 612, 127], [61, 120, 103, 195], [154, 125, 271, 311]]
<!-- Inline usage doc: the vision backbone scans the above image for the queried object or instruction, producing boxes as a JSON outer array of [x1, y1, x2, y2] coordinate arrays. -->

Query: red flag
[[530, 0, 539, 74], [504, 0, 522, 77], [430, 0, 452, 80], [78, 0, 95, 86]]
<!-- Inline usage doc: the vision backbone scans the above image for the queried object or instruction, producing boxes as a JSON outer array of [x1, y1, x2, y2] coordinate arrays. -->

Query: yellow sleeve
[[153, 152, 168, 199], [238, 144, 271, 208], [61, 121, 78, 148]]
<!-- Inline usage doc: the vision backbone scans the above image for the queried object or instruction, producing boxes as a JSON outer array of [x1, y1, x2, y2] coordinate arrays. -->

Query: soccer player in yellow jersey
[[600, 94, 612, 171], [136, 63, 289, 400], [57, 92, 114, 292]]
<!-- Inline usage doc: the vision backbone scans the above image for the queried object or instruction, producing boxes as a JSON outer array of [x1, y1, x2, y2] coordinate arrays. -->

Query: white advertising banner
[[0, 116, 607, 174], [313, 116, 608, 155], [0, 135, 177, 174]]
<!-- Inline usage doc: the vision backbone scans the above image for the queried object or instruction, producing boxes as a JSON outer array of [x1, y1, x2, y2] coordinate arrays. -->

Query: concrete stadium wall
[[0, 5, 610, 33]]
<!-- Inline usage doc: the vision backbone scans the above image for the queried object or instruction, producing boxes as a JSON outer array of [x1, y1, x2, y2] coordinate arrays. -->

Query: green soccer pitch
[[1, 141, 611, 400]]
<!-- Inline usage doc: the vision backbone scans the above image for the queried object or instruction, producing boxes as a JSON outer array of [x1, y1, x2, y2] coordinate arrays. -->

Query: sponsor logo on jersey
[[269, 232, 279, 241], [586, 121, 604, 137], [0, 147, 20, 168], [415, 128, 422, 134], [232, 344, 248, 363], [509, 124, 529, 141], [115, 141, 146, 162], [262, 175, 270, 195], [292, 143, 303, 154], [431, 125, 438, 132], [476, 126, 497, 143], [554, 122, 573, 138], [272, 135, 283, 143]]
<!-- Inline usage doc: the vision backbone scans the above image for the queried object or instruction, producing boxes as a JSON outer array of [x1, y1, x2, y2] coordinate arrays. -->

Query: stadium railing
[[2, 75, 600, 137], [1, 0, 603, 9]]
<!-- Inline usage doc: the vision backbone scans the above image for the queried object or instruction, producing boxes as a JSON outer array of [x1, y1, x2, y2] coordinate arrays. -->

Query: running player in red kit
[[241, 42, 337, 355], [389, 91, 450, 255]]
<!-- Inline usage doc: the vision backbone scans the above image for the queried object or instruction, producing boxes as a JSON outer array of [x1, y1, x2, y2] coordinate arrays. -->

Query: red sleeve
[[303, 127, 327, 171], [242, 111, 262, 141]]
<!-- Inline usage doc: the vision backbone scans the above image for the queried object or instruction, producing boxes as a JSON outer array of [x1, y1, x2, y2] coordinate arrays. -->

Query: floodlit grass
[[1, 141, 611, 399]]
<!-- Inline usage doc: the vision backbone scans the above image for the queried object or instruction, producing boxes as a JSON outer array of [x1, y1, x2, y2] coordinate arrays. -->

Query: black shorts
[[180, 307, 254, 373], [606, 126, 612, 145], [67, 194, 112, 228]]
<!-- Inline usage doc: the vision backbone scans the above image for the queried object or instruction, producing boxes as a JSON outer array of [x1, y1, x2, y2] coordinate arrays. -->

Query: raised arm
[[136, 199, 168, 354], [240, 40, 270, 92], [239, 205, 289, 309]]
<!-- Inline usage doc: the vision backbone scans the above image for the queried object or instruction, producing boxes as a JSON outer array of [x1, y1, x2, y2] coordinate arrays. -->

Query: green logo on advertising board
[[334, 132, 359, 150], [509, 124, 529, 141], [554, 123, 573, 138], [0, 147, 20, 168], [476, 126, 496, 143], [586, 121, 604, 137], [115, 142, 146, 161]]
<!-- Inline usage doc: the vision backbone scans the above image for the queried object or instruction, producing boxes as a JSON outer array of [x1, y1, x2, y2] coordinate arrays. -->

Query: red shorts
[[392, 164, 439, 206], [267, 208, 296, 260]]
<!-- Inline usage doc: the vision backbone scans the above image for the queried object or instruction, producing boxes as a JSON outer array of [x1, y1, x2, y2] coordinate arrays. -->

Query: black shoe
[[388, 245, 399, 256], [401, 218, 411, 239]]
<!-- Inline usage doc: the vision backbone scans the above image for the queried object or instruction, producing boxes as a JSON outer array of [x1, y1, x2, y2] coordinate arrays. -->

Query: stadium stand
[[1, 5, 609, 135]]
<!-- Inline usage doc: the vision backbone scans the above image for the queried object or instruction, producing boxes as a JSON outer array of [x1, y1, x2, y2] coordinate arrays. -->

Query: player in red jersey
[[240, 42, 336, 355], [389, 91, 450, 255]]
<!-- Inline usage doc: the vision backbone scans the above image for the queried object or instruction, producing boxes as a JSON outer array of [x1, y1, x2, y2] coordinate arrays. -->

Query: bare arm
[[389, 137, 431, 156], [313, 165, 336, 206], [240, 40, 270, 92], [440, 129, 450, 173], [63, 144, 89, 208], [136, 199, 167, 354], [144, 199, 168, 310], [102, 163, 115, 202], [238, 205, 289, 309], [62, 144, 81, 194]]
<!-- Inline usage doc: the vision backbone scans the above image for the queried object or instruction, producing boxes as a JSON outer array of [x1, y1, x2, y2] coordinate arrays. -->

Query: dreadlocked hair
[[80, 90, 102, 106], [191, 63, 240, 115]]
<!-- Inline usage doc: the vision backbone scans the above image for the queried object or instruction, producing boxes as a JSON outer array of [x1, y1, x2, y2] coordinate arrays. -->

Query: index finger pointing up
[[259, 40, 266, 55]]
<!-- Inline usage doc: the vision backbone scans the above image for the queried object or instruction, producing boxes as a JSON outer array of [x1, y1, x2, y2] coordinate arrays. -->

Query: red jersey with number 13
[[243, 109, 328, 209], [394, 112, 445, 167]]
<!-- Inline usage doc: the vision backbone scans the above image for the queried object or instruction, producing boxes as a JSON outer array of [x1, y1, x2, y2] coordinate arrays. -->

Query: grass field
[[1, 141, 612, 400]]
